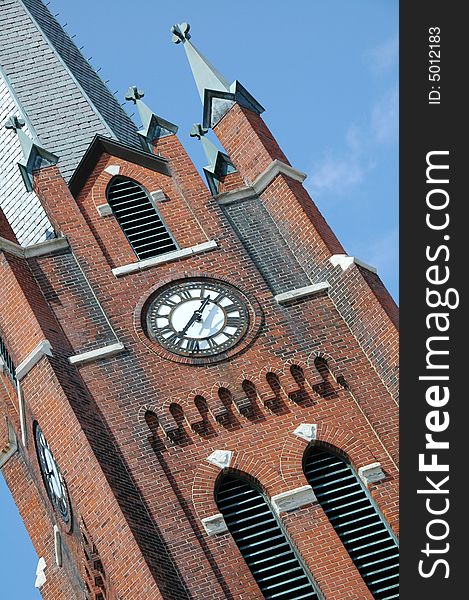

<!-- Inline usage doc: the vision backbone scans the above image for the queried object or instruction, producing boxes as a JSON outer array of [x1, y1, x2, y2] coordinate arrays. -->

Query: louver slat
[[216, 475, 319, 600], [107, 178, 177, 260], [304, 449, 399, 599]]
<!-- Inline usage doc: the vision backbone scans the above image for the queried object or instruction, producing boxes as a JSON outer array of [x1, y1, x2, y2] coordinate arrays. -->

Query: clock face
[[146, 280, 249, 357], [34, 424, 71, 525]]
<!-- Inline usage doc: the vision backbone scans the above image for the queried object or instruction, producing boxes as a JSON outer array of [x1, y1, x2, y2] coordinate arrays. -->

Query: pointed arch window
[[106, 177, 177, 260], [216, 473, 320, 599], [304, 447, 399, 600]]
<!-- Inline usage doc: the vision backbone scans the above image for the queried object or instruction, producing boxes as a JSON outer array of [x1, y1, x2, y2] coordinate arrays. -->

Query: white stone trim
[[112, 240, 218, 277], [206, 449, 232, 469], [0, 236, 69, 259], [329, 254, 378, 274], [24, 237, 69, 258], [0, 421, 18, 469], [216, 186, 256, 205], [354, 257, 378, 274], [17, 382, 27, 446], [151, 189, 167, 203], [358, 462, 386, 487], [201, 513, 228, 536], [54, 525, 63, 567], [0, 237, 24, 257], [215, 160, 306, 204], [104, 165, 120, 175], [34, 557, 47, 589], [293, 423, 317, 442], [96, 204, 113, 217], [275, 282, 330, 304], [252, 159, 307, 195], [16, 340, 53, 381], [271, 485, 317, 514], [69, 342, 125, 366]]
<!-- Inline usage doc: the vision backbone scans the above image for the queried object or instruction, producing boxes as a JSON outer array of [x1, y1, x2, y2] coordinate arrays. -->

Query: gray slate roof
[[0, 0, 144, 182], [0, 65, 54, 245]]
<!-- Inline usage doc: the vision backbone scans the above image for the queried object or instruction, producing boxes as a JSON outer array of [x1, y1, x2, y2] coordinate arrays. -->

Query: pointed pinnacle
[[171, 22, 191, 44]]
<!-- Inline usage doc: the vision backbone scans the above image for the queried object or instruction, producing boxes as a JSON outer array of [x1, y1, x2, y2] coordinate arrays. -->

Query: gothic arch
[[191, 450, 286, 523], [280, 423, 378, 489]]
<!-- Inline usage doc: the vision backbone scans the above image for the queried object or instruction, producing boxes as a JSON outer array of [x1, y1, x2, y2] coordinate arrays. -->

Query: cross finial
[[4, 115, 25, 132], [125, 86, 145, 104], [190, 123, 208, 140], [171, 22, 191, 44]]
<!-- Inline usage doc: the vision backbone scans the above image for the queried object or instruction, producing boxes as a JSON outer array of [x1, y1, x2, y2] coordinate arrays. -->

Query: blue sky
[[0, 1, 397, 597]]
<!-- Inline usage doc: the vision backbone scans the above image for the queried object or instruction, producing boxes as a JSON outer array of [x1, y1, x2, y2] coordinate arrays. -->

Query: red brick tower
[[1, 4, 398, 599]]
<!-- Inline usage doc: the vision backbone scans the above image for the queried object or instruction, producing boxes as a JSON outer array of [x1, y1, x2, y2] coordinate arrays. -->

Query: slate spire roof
[[0, 0, 144, 182], [0, 0, 146, 245]]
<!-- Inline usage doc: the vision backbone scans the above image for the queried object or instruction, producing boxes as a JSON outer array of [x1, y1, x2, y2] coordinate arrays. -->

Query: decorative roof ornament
[[171, 23, 264, 129], [190, 123, 236, 196], [4, 115, 58, 192], [125, 86, 178, 149]]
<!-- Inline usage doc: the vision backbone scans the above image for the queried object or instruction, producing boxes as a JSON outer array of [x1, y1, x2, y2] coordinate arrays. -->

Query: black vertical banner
[[400, 2, 465, 598]]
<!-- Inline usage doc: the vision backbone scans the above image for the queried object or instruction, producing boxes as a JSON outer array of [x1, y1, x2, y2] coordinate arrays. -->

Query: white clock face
[[147, 280, 249, 357], [35, 424, 71, 524]]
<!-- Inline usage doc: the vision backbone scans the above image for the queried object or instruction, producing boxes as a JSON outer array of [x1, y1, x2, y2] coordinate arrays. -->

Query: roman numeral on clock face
[[187, 339, 200, 353], [225, 316, 241, 328], [166, 332, 183, 347]]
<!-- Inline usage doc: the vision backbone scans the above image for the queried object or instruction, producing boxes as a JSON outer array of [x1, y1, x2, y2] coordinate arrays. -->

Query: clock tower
[[1, 3, 399, 599]]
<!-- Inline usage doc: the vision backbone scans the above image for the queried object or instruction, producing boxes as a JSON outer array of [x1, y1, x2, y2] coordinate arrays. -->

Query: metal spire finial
[[4, 115, 25, 132], [171, 22, 191, 44], [190, 123, 208, 140], [125, 86, 145, 103]]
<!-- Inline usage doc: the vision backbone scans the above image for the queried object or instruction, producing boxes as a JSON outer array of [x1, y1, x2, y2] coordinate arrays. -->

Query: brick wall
[[0, 96, 398, 599]]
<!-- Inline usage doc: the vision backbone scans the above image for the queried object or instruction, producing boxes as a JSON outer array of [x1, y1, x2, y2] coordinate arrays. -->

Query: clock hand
[[180, 297, 211, 335]]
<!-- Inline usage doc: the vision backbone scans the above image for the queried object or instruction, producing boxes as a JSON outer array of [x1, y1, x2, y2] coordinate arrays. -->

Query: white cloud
[[308, 84, 397, 195], [310, 154, 364, 193], [371, 86, 398, 144], [368, 37, 398, 73]]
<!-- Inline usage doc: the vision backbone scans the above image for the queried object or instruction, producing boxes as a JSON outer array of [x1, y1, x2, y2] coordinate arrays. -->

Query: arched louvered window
[[304, 447, 399, 600], [106, 177, 177, 260], [216, 474, 320, 600], [0, 335, 16, 384]]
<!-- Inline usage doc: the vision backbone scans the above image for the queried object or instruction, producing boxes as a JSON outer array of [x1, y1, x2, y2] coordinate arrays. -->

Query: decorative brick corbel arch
[[138, 401, 179, 437], [280, 422, 378, 489], [191, 449, 286, 523], [306, 349, 347, 386]]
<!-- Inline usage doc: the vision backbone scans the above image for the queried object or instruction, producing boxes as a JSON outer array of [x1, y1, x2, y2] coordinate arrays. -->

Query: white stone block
[[201, 513, 228, 536], [271, 485, 316, 514], [293, 423, 317, 442], [151, 189, 167, 203], [104, 165, 120, 175], [358, 462, 386, 487], [96, 203, 113, 217], [34, 557, 47, 589], [206, 449, 232, 469]]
